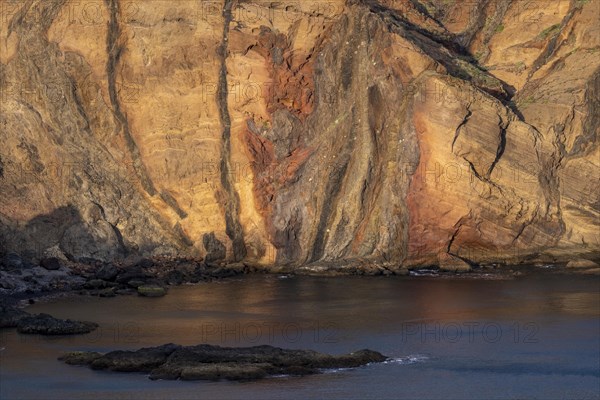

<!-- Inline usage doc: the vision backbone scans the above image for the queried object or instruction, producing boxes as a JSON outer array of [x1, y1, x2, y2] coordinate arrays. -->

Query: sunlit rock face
[[1, 0, 598, 269]]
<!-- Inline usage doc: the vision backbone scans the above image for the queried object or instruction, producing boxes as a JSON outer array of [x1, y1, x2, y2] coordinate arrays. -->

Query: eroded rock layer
[[1, 0, 598, 270]]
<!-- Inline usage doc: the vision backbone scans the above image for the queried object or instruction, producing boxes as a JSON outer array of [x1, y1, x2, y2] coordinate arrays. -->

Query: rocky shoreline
[[1, 251, 598, 301], [0, 253, 249, 334], [1, 251, 598, 336]]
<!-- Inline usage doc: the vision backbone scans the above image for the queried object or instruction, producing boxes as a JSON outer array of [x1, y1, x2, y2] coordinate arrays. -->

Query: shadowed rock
[[16, 313, 98, 335], [0, 305, 29, 328], [60, 344, 388, 381]]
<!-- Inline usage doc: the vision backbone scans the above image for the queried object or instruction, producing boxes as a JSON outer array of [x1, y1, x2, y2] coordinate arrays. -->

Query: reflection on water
[[1, 274, 599, 400]]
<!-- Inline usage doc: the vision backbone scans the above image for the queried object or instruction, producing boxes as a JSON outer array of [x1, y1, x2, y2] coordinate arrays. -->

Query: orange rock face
[[0, 0, 598, 270]]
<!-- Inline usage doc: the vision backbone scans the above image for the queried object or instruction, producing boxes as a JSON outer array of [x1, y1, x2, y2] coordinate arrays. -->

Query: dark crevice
[[358, 0, 461, 54], [105, 0, 157, 196], [446, 223, 461, 254], [105, 0, 194, 249], [487, 114, 509, 177], [528, 3, 580, 82], [467, 0, 511, 62], [359, 0, 515, 103], [452, 103, 472, 151], [511, 207, 540, 245], [173, 222, 194, 247], [109, 221, 128, 256], [447, 220, 478, 266], [69, 79, 92, 134], [454, 0, 492, 48], [464, 158, 486, 183], [569, 67, 600, 158], [464, 157, 505, 197], [217, 0, 247, 261], [160, 190, 188, 219]]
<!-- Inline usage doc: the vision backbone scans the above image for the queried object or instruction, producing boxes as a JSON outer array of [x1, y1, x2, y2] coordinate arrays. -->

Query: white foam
[[383, 354, 430, 365], [409, 271, 438, 277], [321, 367, 353, 374]]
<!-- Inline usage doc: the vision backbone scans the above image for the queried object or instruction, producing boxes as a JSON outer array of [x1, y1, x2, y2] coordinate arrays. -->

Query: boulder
[[165, 270, 185, 286], [84, 279, 110, 289], [95, 264, 119, 281], [40, 257, 62, 270], [566, 259, 599, 269]]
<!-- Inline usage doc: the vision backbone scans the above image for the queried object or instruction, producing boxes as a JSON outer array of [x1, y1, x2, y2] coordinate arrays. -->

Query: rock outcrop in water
[[0, 303, 98, 335], [60, 344, 388, 380], [1, 0, 598, 272]]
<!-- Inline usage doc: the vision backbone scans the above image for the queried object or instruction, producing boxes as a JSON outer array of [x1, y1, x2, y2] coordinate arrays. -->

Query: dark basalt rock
[[59, 351, 104, 365], [203, 232, 226, 263], [60, 344, 388, 381], [40, 257, 62, 270], [2, 253, 23, 270], [16, 313, 98, 335], [94, 264, 119, 281], [115, 268, 150, 284], [0, 305, 29, 328], [138, 258, 155, 269]]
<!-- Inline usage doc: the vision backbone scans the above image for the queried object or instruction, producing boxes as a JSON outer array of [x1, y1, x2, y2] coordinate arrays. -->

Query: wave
[[382, 354, 430, 365]]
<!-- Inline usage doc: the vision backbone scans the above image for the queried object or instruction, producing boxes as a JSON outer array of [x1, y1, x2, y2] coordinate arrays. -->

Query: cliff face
[[1, 0, 598, 270]]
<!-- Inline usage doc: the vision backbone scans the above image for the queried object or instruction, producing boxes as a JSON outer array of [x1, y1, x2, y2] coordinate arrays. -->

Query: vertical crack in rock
[[105, 0, 156, 196], [464, 158, 486, 184], [217, 0, 246, 261], [446, 218, 476, 265], [446, 223, 462, 254], [487, 113, 509, 177], [511, 206, 540, 245], [452, 103, 472, 151], [104, 0, 193, 249]]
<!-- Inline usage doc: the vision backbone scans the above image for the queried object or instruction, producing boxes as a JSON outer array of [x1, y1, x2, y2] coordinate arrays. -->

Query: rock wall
[[1, 0, 598, 270]]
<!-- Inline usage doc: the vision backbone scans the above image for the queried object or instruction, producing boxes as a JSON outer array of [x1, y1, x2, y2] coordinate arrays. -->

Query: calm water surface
[[1, 273, 599, 399]]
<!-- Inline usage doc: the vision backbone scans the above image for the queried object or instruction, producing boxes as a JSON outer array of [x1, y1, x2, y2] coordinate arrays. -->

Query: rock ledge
[[60, 344, 388, 381]]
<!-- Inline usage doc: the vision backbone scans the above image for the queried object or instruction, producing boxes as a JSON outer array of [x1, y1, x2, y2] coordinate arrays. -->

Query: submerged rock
[[59, 351, 103, 365], [16, 313, 98, 335], [60, 344, 388, 381], [137, 285, 167, 297]]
